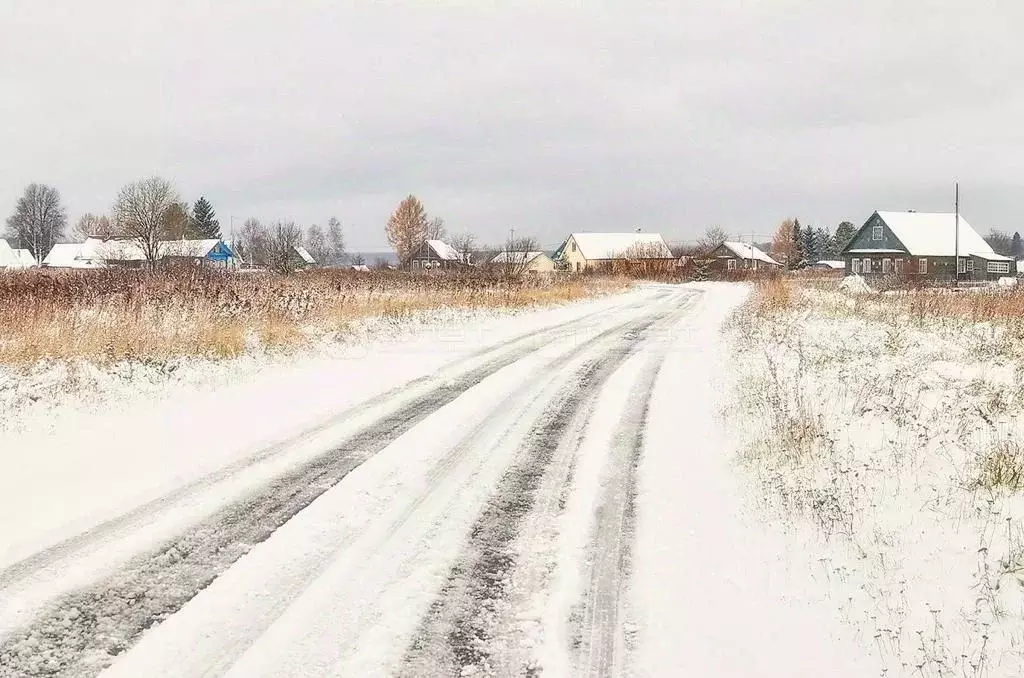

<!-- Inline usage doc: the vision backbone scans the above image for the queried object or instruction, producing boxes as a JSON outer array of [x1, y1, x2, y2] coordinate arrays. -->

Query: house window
[[727, 259, 737, 271], [571, 241, 577, 252], [882, 258, 891, 274], [872, 225, 883, 241], [895, 259, 903, 274], [575, 261, 581, 272], [958, 258, 966, 274], [863, 258, 871, 274], [851, 259, 861, 274], [919, 258, 928, 274], [967, 259, 974, 272], [987, 261, 1011, 274]]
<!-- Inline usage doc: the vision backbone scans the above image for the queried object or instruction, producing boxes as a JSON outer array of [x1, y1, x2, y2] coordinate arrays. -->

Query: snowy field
[[0, 281, 883, 677], [728, 281, 1024, 677]]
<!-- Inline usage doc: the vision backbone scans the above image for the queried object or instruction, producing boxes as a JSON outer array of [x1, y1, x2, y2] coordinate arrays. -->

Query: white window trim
[[919, 258, 928, 274], [872, 225, 883, 241], [863, 258, 871, 274], [958, 257, 967, 274], [967, 259, 975, 272], [852, 259, 861, 274], [987, 261, 1011, 274], [727, 258, 737, 271], [882, 258, 891, 274], [895, 258, 903, 274]]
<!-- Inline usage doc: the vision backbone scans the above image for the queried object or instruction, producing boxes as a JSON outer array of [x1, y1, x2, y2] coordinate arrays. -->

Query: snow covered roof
[[874, 211, 1001, 258], [12, 249, 36, 268], [811, 260, 845, 269], [42, 243, 89, 268], [0, 239, 16, 267], [718, 241, 781, 266], [351, 264, 370, 272], [160, 239, 221, 258], [425, 240, 464, 262], [293, 245, 316, 264], [564, 233, 673, 260], [489, 250, 547, 265], [80, 237, 146, 261]]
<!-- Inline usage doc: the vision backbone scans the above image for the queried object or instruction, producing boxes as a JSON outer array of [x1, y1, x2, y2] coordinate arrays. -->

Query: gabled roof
[[863, 211, 1002, 258], [80, 237, 146, 261], [161, 239, 222, 258], [717, 241, 781, 266], [425, 239, 464, 262], [0, 239, 15, 267], [293, 245, 316, 264], [42, 243, 98, 268], [562, 233, 673, 260], [12, 249, 36, 268], [489, 250, 548, 265], [811, 259, 846, 269]]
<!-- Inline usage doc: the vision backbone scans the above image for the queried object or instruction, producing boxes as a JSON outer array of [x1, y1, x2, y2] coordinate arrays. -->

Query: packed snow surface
[[0, 283, 872, 676]]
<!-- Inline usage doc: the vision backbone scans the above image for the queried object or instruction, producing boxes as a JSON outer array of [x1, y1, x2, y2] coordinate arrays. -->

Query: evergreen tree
[[815, 226, 835, 259], [1012, 232, 1022, 259], [834, 221, 857, 252], [790, 218, 804, 269], [191, 196, 221, 239], [801, 223, 817, 263]]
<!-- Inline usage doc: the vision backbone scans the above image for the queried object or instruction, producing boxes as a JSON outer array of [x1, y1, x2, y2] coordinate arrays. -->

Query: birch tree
[[5, 183, 67, 261]]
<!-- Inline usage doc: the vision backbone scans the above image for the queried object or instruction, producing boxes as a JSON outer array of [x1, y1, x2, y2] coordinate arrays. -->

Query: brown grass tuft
[[0, 268, 630, 365], [973, 441, 1024, 493]]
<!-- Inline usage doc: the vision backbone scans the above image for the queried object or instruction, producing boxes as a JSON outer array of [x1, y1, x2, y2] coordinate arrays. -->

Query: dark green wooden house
[[841, 211, 1015, 281]]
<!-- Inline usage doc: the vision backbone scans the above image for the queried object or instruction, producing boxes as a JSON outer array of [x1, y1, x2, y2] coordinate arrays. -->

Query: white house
[[553, 233, 674, 272]]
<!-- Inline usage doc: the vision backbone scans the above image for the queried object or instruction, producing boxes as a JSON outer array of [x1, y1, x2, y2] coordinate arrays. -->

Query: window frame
[[872, 225, 883, 241], [919, 258, 928, 274], [895, 258, 903, 275], [727, 258, 737, 271], [987, 261, 1011, 274], [882, 258, 892, 274], [852, 258, 861, 274], [862, 258, 871, 274]]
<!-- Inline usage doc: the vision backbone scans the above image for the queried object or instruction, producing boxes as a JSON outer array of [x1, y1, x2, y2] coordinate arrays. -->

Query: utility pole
[[954, 182, 960, 287]]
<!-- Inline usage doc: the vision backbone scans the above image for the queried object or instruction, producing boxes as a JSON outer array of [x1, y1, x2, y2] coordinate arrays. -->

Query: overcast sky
[[3, 1, 1023, 250]]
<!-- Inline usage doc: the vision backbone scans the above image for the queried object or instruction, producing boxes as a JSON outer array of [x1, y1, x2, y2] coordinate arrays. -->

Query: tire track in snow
[[399, 294, 697, 677], [571, 349, 666, 678], [0, 298, 640, 597], [0, 300, 666, 678]]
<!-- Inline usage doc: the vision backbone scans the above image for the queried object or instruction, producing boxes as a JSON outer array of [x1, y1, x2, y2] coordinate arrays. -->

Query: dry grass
[[972, 441, 1024, 493], [0, 268, 629, 364]]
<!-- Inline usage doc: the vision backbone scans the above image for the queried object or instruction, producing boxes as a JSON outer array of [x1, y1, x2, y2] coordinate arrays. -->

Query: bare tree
[[72, 213, 114, 241], [112, 177, 181, 265], [498, 236, 540, 276], [449, 231, 477, 265], [351, 253, 366, 266], [327, 216, 346, 265], [235, 217, 268, 267], [426, 216, 446, 241], [265, 220, 304, 274], [696, 225, 729, 255], [306, 224, 331, 265], [5, 183, 67, 261], [386, 195, 429, 267]]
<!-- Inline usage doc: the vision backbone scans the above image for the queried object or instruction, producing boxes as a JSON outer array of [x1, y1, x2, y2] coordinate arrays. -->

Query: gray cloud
[[3, 1, 1023, 250]]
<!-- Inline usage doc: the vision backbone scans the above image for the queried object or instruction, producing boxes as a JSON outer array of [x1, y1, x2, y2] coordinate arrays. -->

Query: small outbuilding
[[705, 241, 783, 272], [488, 250, 556, 274]]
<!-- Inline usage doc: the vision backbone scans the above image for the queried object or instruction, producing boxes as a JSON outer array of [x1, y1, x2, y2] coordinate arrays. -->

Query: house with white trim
[[841, 211, 1015, 281]]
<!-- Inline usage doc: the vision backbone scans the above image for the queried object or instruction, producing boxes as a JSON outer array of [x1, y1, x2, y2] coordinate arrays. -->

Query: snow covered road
[[0, 284, 872, 677]]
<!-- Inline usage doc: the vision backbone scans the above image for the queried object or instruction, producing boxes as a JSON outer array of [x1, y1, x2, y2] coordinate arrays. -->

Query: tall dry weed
[[0, 268, 628, 364]]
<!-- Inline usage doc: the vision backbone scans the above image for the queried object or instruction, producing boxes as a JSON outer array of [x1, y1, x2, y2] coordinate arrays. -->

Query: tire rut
[[398, 298, 693, 678], [0, 298, 672, 678], [572, 352, 666, 678]]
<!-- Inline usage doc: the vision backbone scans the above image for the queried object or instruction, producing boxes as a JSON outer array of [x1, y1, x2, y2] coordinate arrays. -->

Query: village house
[[703, 241, 782, 273], [488, 250, 556, 274], [406, 240, 466, 270], [41, 237, 240, 269], [841, 211, 1015, 281], [553, 232, 674, 272]]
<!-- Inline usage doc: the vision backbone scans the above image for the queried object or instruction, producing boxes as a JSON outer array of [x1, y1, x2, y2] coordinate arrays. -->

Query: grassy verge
[[726, 277, 1024, 676], [0, 269, 630, 365]]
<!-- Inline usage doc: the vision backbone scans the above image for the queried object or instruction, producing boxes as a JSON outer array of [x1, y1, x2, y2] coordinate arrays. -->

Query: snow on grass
[[727, 279, 1024, 676]]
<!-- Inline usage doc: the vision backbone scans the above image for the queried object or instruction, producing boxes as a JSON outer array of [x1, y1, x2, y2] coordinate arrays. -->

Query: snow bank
[[837, 274, 871, 294]]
